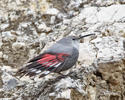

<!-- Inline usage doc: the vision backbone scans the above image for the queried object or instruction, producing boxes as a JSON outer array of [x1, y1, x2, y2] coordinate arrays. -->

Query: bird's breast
[[72, 41, 79, 50]]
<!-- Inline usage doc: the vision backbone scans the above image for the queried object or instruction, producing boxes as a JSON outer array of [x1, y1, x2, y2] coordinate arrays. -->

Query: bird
[[16, 34, 94, 78]]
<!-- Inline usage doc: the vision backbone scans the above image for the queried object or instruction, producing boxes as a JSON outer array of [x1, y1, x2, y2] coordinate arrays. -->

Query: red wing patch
[[16, 53, 69, 77], [37, 53, 69, 67]]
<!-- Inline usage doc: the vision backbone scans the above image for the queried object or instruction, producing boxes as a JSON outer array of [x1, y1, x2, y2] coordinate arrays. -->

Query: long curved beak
[[76, 34, 95, 40]]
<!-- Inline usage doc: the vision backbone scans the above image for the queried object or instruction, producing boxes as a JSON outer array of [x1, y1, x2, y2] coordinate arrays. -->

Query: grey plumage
[[46, 36, 79, 54], [16, 34, 94, 77]]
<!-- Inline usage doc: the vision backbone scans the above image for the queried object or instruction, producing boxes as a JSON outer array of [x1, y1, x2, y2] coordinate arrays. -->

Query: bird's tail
[[16, 65, 52, 78]]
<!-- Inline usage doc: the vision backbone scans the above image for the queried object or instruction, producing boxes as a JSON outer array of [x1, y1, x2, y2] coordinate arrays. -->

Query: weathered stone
[[0, 0, 125, 100]]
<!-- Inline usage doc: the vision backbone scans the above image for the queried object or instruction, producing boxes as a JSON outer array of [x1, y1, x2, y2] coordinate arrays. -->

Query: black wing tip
[[16, 68, 27, 77], [16, 62, 43, 78], [16, 68, 37, 78]]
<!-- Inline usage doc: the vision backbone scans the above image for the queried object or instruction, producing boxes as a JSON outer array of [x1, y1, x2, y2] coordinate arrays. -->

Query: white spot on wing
[[43, 71, 50, 75], [50, 62, 58, 67], [46, 62, 53, 66], [29, 68, 37, 72], [35, 70, 41, 74], [54, 63, 61, 68]]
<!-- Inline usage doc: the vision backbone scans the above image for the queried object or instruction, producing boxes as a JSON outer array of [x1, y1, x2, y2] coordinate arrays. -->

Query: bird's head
[[70, 34, 95, 40], [70, 34, 95, 49], [58, 34, 95, 49]]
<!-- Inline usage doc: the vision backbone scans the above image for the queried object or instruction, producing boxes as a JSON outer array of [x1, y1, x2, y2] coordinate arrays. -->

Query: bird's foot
[[57, 72, 68, 78]]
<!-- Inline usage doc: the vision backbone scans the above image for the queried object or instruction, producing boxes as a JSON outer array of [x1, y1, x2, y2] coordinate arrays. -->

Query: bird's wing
[[16, 53, 69, 77]]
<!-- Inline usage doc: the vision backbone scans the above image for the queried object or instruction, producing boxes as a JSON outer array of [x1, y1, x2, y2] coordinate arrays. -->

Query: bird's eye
[[72, 38, 75, 40]]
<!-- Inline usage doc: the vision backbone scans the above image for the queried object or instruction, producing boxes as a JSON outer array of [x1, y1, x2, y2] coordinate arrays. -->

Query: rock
[[0, 52, 3, 59], [92, 36, 125, 61], [1, 70, 17, 91], [0, 69, 3, 89], [46, 8, 59, 15], [3, 78, 17, 91], [0, 23, 9, 30], [95, 59, 125, 100], [0, 39, 2, 49], [0, 0, 125, 100], [12, 42, 26, 51], [79, 42, 96, 66]]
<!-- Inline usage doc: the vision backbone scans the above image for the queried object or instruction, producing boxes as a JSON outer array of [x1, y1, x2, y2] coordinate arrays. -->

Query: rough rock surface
[[0, 0, 125, 100]]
